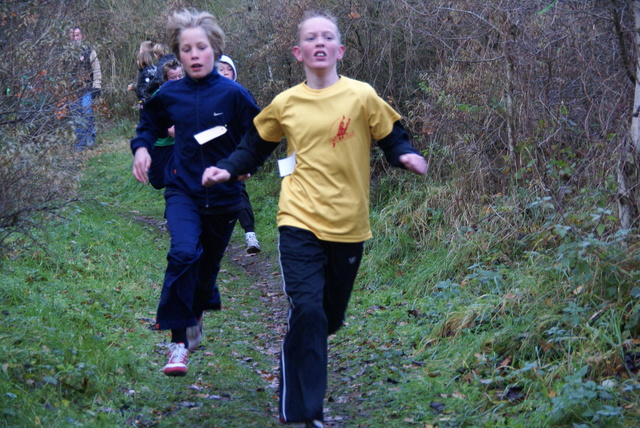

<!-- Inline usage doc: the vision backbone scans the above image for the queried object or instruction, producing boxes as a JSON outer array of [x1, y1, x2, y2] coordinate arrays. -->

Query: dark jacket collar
[[183, 68, 222, 88]]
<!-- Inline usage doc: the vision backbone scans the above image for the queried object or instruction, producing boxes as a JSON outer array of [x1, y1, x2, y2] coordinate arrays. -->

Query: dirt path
[[224, 243, 346, 428], [134, 213, 345, 426], [224, 239, 289, 347]]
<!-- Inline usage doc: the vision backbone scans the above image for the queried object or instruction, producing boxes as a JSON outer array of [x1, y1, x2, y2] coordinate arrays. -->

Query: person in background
[[134, 50, 157, 106], [140, 40, 154, 54], [163, 61, 184, 82], [201, 10, 427, 427], [147, 43, 176, 95], [128, 41, 154, 94], [147, 59, 184, 190], [130, 9, 260, 377], [68, 27, 101, 151], [217, 55, 236, 80], [218, 55, 261, 254]]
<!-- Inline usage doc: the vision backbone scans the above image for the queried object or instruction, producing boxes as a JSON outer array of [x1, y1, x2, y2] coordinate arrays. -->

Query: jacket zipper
[[196, 82, 210, 209]]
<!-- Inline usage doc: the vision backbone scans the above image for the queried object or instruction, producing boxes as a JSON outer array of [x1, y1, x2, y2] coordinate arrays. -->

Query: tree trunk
[[617, 1, 640, 230]]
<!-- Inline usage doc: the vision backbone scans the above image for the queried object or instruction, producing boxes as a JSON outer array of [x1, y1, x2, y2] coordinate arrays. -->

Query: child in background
[[140, 40, 154, 54], [218, 55, 261, 253], [147, 43, 176, 95], [134, 50, 157, 106], [163, 59, 184, 82], [127, 41, 154, 93], [217, 55, 236, 80], [147, 59, 184, 190], [202, 10, 427, 426], [130, 9, 260, 377]]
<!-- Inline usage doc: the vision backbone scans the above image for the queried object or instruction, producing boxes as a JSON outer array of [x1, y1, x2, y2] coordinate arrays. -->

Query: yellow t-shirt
[[254, 76, 401, 243]]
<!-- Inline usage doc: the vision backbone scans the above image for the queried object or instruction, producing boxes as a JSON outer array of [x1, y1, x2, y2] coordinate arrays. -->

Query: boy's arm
[[130, 97, 167, 184], [399, 152, 428, 175], [377, 121, 428, 175], [130, 97, 166, 154], [203, 123, 280, 186]]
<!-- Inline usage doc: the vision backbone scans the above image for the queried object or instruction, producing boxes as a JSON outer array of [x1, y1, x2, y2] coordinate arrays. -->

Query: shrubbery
[[2, 1, 639, 283]]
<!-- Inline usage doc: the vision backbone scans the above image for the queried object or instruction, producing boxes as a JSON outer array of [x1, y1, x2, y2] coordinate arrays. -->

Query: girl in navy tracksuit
[[130, 9, 260, 376]]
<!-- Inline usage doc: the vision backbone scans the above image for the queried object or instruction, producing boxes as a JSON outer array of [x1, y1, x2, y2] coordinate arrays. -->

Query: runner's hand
[[132, 147, 151, 184], [202, 167, 231, 187]]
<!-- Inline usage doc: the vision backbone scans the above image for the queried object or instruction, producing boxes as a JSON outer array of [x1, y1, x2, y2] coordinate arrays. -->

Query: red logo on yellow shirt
[[330, 116, 353, 147]]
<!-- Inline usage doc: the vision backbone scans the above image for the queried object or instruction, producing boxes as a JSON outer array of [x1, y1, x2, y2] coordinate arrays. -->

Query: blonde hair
[[136, 50, 154, 69], [153, 43, 170, 57], [297, 10, 341, 43], [167, 9, 225, 61]]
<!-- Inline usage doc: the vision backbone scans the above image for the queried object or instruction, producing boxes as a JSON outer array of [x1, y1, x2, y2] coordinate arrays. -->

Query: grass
[[2, 121, 640, 427], [0, 132, 283, 427], [350, 185, 640, 426]]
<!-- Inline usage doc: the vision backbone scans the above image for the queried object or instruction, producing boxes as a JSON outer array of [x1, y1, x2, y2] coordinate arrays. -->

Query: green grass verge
[[0, 134, 283, 427]]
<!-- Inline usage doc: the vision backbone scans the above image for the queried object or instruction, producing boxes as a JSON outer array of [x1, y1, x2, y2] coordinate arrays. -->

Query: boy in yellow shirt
[[202, 10, 427, 426]]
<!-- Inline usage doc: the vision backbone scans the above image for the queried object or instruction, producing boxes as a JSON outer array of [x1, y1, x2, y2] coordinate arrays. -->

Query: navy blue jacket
[[130, 69, 260, 211]]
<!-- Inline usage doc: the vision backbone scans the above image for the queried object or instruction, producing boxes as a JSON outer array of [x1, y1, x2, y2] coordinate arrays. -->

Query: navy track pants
[[155, 188, 237, 330]]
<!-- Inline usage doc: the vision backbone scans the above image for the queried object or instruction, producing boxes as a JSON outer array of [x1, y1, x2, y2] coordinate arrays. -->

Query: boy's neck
[[304, 68, 340, 90]]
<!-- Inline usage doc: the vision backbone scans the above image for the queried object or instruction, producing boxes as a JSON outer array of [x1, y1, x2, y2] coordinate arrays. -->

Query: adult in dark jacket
[[130, 9, 260, 377]]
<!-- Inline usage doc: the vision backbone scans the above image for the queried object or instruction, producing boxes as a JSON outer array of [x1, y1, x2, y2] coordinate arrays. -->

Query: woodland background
[[2, 0, 637, 241], [3, 0, 640, 426]]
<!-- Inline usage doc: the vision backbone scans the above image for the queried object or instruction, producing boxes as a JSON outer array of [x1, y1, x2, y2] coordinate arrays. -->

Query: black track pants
[[277, 226, 363, 423]]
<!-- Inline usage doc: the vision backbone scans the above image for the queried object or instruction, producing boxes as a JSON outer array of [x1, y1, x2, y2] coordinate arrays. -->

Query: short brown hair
[[167, 9, 225, 62], [162, 59, 184, 81]]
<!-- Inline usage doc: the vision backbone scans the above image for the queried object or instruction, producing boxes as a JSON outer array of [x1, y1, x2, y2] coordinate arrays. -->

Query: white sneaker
[[163, 342, 188, 376], [186, 315, 203, 351], [245, 232, 261, 254]]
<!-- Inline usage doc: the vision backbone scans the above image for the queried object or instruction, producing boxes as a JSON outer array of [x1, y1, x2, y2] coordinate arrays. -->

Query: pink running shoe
[[163, 342, 188, 376]]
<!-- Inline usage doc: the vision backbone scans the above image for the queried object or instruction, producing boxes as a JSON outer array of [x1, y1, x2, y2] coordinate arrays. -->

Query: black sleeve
[[376, 121, 421, 169], [147, 67, 163, 95], [135, 70, 145, 101], [216, 123, 280, 179]]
